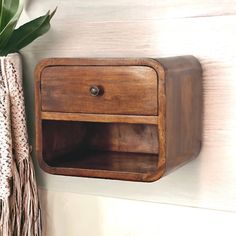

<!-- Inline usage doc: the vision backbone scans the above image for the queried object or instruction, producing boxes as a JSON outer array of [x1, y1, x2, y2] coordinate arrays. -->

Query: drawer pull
[[90, 85, 102, 97]]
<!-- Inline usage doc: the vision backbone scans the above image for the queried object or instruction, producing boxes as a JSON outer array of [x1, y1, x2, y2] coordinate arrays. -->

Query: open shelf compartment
[[41, 120, 159, 176]]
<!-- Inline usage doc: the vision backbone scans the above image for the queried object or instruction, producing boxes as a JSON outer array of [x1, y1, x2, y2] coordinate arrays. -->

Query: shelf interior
[[42, 120, 159, 174], [47, 150, 158, 173]]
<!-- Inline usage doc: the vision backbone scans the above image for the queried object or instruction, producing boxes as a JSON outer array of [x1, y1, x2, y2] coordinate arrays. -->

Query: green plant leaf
[[3, 8, 57, 55], [0, 0, 20, 31], [0, 0, 2, 19], [49, 7, 57, 20], [0, 1, 23, 53], [0, 0, 3, 26]]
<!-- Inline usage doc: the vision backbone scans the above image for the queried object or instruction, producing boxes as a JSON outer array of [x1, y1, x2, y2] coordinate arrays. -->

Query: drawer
[[41, 66, 158, 115]]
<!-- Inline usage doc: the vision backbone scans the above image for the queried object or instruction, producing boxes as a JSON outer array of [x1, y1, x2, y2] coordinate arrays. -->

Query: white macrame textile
[[0, 53, 41, 236]]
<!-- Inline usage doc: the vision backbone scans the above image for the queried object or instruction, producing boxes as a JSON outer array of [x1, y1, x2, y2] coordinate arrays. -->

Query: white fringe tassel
[[0, 54, 42, 235], [0, 158, 42, 236]]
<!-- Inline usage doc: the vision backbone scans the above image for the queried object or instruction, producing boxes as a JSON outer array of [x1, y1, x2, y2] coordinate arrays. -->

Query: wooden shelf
[[35, 56, 202, 181], [41, 112, 158, 124], [46, 150, 158, 174]]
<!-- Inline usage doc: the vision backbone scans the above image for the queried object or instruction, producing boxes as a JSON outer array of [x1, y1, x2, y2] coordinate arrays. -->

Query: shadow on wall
[[24, 0, 35, 11]]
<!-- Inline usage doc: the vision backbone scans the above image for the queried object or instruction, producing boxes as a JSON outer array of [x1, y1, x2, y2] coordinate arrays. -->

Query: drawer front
[[41, 66, 158, 115]]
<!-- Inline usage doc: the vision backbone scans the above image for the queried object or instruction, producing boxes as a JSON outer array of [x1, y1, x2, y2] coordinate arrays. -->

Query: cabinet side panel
[[158, 56, 202, 172]]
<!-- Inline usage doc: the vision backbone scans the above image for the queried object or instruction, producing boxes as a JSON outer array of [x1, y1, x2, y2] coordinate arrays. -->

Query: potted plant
[[0, 0, 56, 235]]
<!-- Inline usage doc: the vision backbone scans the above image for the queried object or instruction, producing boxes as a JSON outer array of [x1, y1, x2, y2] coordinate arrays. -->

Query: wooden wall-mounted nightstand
[[35, 56, 202, 182]]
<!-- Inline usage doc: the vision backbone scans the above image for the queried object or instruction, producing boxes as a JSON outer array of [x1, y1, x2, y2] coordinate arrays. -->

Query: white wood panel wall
[[20, 0, 236, 235], [39, 189, 236, 236]]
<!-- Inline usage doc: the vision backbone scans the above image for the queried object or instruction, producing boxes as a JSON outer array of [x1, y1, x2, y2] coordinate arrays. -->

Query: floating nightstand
[[35, 56, 202, 182]]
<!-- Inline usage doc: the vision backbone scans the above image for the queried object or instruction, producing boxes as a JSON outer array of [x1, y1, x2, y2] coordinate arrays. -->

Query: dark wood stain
[[41, 66, 158, 115], [35, 56, 202, 182]]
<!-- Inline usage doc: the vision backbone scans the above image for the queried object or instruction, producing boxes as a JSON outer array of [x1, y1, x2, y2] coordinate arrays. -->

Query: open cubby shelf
[[41, 120, 159, 175]]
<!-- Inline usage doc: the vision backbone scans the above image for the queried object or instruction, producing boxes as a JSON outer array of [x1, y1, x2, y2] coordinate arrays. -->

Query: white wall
[[21, 0, 236, 235]]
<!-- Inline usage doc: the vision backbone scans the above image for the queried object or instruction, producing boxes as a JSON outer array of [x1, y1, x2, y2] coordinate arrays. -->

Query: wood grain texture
[[42, 120, 159, 162], [22, 0, 236, 215], [47, 151, 158, 176], [41, 65, 158, 115], [24, 0, 236, 22], [158, 56, 202, 172], [41, 112, 158, 125], [42, 120, 87, 163], [35, 56, 201, 181], [41, 122, 159, 180], [86, 123, 158, 154]]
